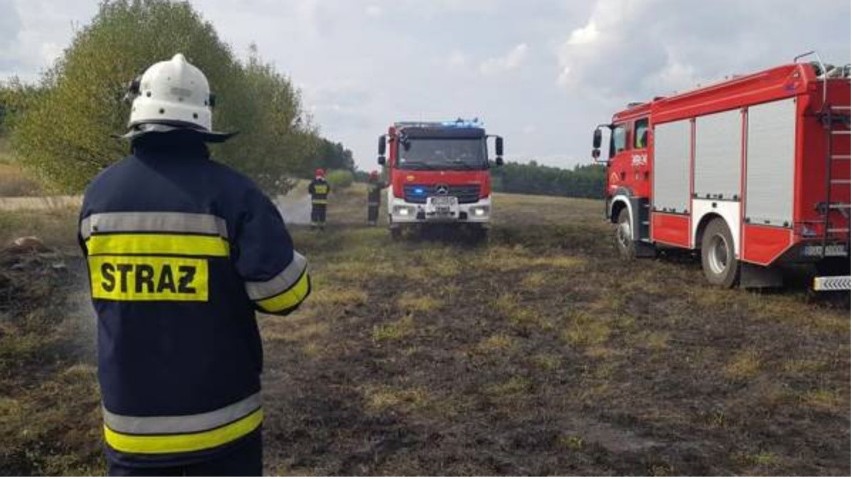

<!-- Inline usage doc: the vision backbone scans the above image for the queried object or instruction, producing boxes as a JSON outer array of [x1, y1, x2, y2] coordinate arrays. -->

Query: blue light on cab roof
[[441, 117, 483, 128]]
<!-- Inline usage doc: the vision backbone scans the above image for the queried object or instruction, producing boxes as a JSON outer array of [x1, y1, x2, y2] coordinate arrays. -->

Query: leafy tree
[[236, 44, 317, 192], [325, 169, 354, 189], [307, 138, 355, 175], [11, 0, 315, 194], [0, 79, 45, 136]]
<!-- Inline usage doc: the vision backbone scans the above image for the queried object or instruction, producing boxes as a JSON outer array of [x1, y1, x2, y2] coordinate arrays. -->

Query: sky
[[1, 0, 850, 171]]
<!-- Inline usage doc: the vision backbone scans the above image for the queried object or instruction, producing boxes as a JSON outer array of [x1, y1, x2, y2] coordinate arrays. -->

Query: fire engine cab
[[378, 119, 504, 239], [592, 55, 850, 290]]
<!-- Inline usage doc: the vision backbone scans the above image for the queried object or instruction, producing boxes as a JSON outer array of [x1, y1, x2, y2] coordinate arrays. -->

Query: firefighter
[[308, 168, 330, 229], [78, 54, 311, 476], [366, 170, 384, 226]]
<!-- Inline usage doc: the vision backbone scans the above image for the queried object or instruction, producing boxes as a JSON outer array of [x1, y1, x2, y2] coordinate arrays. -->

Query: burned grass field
[[0, 187, 849, 475]]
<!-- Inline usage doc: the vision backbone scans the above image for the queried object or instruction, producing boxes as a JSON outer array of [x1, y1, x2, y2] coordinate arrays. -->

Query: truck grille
[[403, 185, 481, 204]]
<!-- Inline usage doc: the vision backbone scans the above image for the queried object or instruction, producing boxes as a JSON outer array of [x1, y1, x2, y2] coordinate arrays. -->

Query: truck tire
[[615, 208, 636, 260], [701, 218, 740, 288]]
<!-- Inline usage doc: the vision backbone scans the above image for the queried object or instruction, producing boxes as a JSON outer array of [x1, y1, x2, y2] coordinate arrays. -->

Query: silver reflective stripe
[[103, 392, 261, 435], [245, 252, 308, 300], [80, 212, 228, 240]]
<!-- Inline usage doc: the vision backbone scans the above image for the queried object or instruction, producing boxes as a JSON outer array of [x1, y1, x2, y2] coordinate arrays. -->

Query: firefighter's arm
[[235, 188, 311, 316]]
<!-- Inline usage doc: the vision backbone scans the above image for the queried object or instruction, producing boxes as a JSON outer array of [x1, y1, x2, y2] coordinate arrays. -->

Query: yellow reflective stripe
[[86, 234, 229, 257], [257, 270, 310, 312], [104, 409, 262, 455], [89, 256, 209, 302], [311, 200, 328, 205]]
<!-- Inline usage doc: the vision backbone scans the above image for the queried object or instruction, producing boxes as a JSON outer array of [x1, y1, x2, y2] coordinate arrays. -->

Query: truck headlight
[[472, 207, 488, 217], [395, 206, 411, 216]]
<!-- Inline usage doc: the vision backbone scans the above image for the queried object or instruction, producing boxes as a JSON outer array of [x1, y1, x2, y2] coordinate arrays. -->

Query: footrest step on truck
[[813, 276, 851, 291]]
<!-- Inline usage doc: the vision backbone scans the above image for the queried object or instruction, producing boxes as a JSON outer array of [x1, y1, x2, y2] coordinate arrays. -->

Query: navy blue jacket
[[79, 138, 310, 467]]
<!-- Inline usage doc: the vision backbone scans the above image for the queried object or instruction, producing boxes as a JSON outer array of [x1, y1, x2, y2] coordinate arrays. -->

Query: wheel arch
[[609, 188, 634, 224], [695, 212, 725, 250], [610, 198, 630, 223]]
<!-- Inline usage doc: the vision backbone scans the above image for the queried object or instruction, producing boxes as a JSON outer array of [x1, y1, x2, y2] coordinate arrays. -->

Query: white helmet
[[122, 53, 232, 142]]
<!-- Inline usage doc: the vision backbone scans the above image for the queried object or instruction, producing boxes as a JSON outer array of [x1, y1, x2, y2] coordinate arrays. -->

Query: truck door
[[608, 123, 629, 193], [609, 119, 650, 197]]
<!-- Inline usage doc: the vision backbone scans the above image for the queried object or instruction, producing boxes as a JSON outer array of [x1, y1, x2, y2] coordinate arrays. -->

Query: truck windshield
[[398, 138, 488, 170]]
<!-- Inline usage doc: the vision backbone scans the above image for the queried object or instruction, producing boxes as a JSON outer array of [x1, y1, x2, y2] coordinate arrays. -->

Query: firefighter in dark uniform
[[308, 169, 330, 228], [78, 54, 311, 476], [366, 170, 384, 226]]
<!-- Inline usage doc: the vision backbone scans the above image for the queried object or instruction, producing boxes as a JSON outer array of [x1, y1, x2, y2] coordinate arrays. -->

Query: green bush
[[11, 0, 315, 194], [326, 169, 354, 189]]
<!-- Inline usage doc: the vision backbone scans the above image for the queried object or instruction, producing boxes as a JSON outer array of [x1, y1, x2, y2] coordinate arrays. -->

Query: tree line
[[492, 161, 605, 199], [0, 0, 354, 194]]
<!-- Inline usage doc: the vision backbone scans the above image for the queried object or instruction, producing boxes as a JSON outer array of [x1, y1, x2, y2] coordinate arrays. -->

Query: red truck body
[[596, 61, 850, 288], [378, 120, 503, 238]]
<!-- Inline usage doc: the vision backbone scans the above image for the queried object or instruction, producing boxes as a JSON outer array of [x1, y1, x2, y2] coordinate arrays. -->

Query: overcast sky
[[1, 0, 850, 170]]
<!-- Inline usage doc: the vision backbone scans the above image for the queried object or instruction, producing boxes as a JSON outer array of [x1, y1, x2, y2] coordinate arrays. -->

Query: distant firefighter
[[367, 170, 385, 226], [308, 168, 330, 228]]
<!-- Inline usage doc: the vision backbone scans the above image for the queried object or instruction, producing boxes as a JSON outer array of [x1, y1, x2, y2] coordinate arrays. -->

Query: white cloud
[[0, 0, 849, 171], [447, 49, 467, 68], [479, 43, 528, 75], [556, 0, 850, 103], [365, 5, 383, 17]]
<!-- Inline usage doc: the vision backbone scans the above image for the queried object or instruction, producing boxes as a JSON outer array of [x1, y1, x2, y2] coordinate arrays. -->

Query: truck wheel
[[701, 218, 740, 288], [615, 209, 636, 260]]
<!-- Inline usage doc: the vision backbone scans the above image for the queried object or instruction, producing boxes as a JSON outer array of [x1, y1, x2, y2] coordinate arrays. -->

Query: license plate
[[430, 196, 456, 206], [802, 244, 848, 257]]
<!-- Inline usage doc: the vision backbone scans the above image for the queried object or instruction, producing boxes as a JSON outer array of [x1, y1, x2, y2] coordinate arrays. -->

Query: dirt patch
[[0, 243, 101, 475]]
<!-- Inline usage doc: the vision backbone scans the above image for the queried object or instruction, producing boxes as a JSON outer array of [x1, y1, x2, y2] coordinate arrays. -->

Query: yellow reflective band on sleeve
[[104, 409, 263, 455], [89, 256, 209, 301], [256, 270, 310, 313], [86, 234, 229, 257]]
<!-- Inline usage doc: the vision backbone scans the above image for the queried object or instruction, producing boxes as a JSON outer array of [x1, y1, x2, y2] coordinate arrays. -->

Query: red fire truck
[[377, 119, 503, 239], [592, 56, 850, 289]]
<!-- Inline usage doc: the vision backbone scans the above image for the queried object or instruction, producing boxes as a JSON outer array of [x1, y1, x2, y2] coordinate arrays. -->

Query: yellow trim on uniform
[[86, 234, 229, 257], [257, 271, 310, 312], [311, 200, 328, 205], [89, 256, 209, 302], [103, 409, 263, 455]]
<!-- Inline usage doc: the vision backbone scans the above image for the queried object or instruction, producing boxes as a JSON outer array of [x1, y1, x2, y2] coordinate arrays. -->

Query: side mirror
[[495, 156, 504, 166], [592, 128, 602, 149], [495, 136, 504, 157], [378, 135, 386, 155], [377, 135, 387, 165], [591, 148, 601, 160]]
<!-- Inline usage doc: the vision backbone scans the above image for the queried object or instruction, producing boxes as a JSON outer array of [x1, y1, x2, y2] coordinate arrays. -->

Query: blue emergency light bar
[[441, 118, 483, 128], [395, 118, 484, 129]]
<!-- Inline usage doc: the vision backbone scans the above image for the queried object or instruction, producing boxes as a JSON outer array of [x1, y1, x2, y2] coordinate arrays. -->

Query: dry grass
[[397, 293, 442, 312], [724, 350, 762, 380], [0, 208, 79, 252], [0, 139, 42, 197], [372, 313, 415, 342], [562, 311, 612, 347], [363, 385, 430, 413], [1, 190, 849, 476], [0, 163, 42, 197]]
